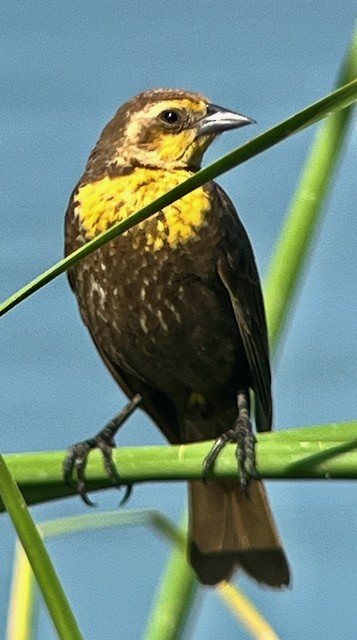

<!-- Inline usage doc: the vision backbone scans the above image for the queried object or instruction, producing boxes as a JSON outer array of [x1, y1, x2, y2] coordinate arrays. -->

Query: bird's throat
[[75, 168, 211, 250]]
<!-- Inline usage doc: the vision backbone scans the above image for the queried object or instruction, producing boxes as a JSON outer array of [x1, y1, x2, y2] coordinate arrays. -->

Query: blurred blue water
[[1, 2, 356, 638]]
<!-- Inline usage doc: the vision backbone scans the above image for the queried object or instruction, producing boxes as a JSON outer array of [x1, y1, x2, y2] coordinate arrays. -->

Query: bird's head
[[88, 88, 254, 174]]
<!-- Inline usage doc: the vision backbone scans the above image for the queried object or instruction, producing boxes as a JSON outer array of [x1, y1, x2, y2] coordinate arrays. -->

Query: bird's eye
[[160, 109, 180, 125]]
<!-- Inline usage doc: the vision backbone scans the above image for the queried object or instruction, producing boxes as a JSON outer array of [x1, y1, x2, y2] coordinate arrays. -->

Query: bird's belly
[[83, 259, 240, 395]]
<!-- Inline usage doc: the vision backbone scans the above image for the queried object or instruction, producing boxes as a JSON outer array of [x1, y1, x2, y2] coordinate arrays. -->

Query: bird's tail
[[189, 479, 290, 586]]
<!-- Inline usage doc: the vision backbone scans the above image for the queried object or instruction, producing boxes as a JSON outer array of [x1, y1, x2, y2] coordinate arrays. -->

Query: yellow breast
[[74, 168, 211, 251]]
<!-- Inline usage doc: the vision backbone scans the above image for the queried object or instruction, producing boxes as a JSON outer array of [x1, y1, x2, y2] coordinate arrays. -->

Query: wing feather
[[216, 186, 272, 431]]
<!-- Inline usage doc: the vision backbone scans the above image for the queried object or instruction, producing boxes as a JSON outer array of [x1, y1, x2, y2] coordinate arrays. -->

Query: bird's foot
[[63, 394, 142, 506], [203, 393, 256, 491]]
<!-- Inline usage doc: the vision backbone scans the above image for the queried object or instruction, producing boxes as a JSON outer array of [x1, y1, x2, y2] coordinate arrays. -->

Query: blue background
[[1, 2, 356, 638]]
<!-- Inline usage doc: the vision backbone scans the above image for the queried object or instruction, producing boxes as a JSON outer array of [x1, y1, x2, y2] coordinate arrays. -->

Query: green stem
[[265, 30, 357, 350], [40, 509, 185, 550], [0, 455, 83, 640], [7, 510, 186, 640], [143, 516, 197, 640], [1, 422, 356, 512]]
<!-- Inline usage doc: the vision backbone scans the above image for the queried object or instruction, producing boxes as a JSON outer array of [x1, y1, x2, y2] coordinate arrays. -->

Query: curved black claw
[[203, 432, 230, 480], [64, 439, 95, 505], [96, 434, 133, 505], [203, 392, 257, 492], [119, 483, 133, 506]]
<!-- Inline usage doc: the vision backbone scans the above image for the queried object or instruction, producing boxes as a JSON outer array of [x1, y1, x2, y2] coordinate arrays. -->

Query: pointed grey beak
[[196, 103, 256, 137]]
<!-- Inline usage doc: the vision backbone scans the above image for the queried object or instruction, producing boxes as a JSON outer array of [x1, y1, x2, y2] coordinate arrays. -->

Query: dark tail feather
[[189, 479, 290, 587]]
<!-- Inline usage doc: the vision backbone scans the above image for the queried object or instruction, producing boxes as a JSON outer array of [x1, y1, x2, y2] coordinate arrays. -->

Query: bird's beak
[[195, 103, 256, 137]]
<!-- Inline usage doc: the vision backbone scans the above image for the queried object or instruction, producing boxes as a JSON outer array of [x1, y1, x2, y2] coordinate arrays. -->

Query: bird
[[64, 87, 290, 587]]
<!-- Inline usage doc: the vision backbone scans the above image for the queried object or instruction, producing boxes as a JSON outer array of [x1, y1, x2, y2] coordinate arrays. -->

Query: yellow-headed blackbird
[[64, 88, 290, 587]]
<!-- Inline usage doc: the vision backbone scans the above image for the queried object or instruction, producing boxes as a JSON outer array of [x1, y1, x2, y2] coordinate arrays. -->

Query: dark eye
[[160, 109, 180, 125]]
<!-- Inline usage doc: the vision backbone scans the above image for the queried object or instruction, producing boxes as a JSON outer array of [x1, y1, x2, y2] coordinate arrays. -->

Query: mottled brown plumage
[[65, 88, 290, 587]]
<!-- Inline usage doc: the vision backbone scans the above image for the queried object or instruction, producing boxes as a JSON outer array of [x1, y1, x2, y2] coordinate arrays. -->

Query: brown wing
[[215, 185, 272, 431]]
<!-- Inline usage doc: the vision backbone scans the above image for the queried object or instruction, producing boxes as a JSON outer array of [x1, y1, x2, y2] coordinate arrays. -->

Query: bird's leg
[[203, 390, 256, 490], [64, 393, 142, 506]]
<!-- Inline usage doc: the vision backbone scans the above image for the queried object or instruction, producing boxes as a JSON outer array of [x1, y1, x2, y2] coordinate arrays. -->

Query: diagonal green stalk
[[0, 79, 356, 319], [266, 32, 357, 351], [144, 27, 357, 640], [143, 515, 197, 640], [6, 510, 187, 640], [0, 455, 83, 640]]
